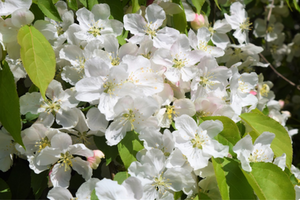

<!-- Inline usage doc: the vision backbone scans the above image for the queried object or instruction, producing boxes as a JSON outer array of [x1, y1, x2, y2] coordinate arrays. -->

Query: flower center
[[238, 78, 249, 93], [172, 56, 187, 69], [41, 99, 62, 114], [248, 149, 271, 162], [240, 18, 252, 31], [103, 81, 117, 95], [110, 57, 120, 66], [145, 23, 156, 38], [35, 137, 51, 152], [152, 173, 171, 193], [166, 105, 176, 120], [58, 151, 74, 171], [260, 84, 270, 97], [122, 110, 136, 130], [191, 133, 208, 149], [88, 22, 103, 37]]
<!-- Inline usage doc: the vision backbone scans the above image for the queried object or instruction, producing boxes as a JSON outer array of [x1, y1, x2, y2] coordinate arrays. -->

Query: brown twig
[[259, 53, 300, 90]]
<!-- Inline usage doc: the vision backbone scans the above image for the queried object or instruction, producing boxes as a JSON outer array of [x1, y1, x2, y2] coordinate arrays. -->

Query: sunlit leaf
[[242, 162, 295, 200], [17, 25, 56, 100]]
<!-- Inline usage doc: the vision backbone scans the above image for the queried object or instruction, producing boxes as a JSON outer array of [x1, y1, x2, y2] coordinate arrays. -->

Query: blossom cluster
[[0, 0, 299, 199]]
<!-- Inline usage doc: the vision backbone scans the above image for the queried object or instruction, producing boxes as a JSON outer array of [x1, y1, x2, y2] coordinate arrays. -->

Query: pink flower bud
[[48, 169, 53, 188], [191, 13, 208, 30], [87, 150, 105, 169]]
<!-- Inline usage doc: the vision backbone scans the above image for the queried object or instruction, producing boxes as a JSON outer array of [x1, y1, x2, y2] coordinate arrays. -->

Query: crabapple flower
[[253, 15, 283, 42], [128, 148, 195, 199], [233, 132, 277, 172], [105, 95, 159, 146], [208, 19, 231, 50], [188, 27, 224, 58], [152, 34, 200, 83], [36, 132, 94, 188], [20, 80, 79, 128], [173, 115, 229, 170], [75, 4, 123, 42], [224, 2, 251, 44], [124, 3, 180, 49]]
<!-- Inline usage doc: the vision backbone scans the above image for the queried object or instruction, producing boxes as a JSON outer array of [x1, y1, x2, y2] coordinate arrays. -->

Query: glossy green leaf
[[0, 178, 11, 200], [174, 191, 183, 200], [117, 131, 144, 169], [0, 62, 23, 147], [240, 109, 293, 168], [67, 0, 78, 10], [94, 136, 118, 165], [212, 157, 256, 199], [242, 162, 295, 200], [38, 0, 62, 22], [18, 25, 56, 100], [192, 0, 205, 13], [132, 0, 140, 13], [114, 171, 130, 184]]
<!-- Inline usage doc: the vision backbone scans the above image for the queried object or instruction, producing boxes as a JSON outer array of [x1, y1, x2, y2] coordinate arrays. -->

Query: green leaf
[[30, 3, 45, 22], [202, 116, 241, 145], [198, 192, 211, 199], [192, 0, 205, 13], [66, 0, 78, 10], [214, 0, 221, 10], [114, 171, 130, 184], [212, 157, 256, 199], [0, 61, 23, 147], [37, 0, 62, 22], [174, 191, 183, 200], [117, 131, 144, 169], [79, 0, 87, 7], [262, 105, 269, 116], [31, 171, 48, 199], [132, 0, 140, 13], [117, 30, 128, 45], [293, 0, 300, 12], [236, 121, 246, 137], [94, 136, 118, 165], [18, 25, 56, 100], [242, 162, 295, 200], [172, 5, 187, 33], [87, 0, 98, 10], [0, 178, 11, 200], [240, 109, 293, 168], [90, 189, 99, 200]]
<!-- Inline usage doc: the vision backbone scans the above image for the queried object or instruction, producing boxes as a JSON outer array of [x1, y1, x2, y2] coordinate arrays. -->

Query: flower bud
[[190, 13, 208, 30], [87, 150, 105, 169]]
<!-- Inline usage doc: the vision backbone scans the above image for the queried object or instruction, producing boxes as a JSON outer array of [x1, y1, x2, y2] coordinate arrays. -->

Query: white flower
[[233, 132, 275, 172], [36, 132, 93, 188], [173, 115, 229, 170], [75, 4, 123, 42], [224, 2, 251, 44]]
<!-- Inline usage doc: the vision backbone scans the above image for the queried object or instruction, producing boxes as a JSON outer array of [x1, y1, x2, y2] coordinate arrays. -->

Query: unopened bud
[[191, 13, 208, 30], [87, 150, 105, 169]]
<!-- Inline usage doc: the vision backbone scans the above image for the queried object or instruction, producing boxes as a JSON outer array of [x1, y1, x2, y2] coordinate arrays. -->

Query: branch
[[259, 53, 300, 90]]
